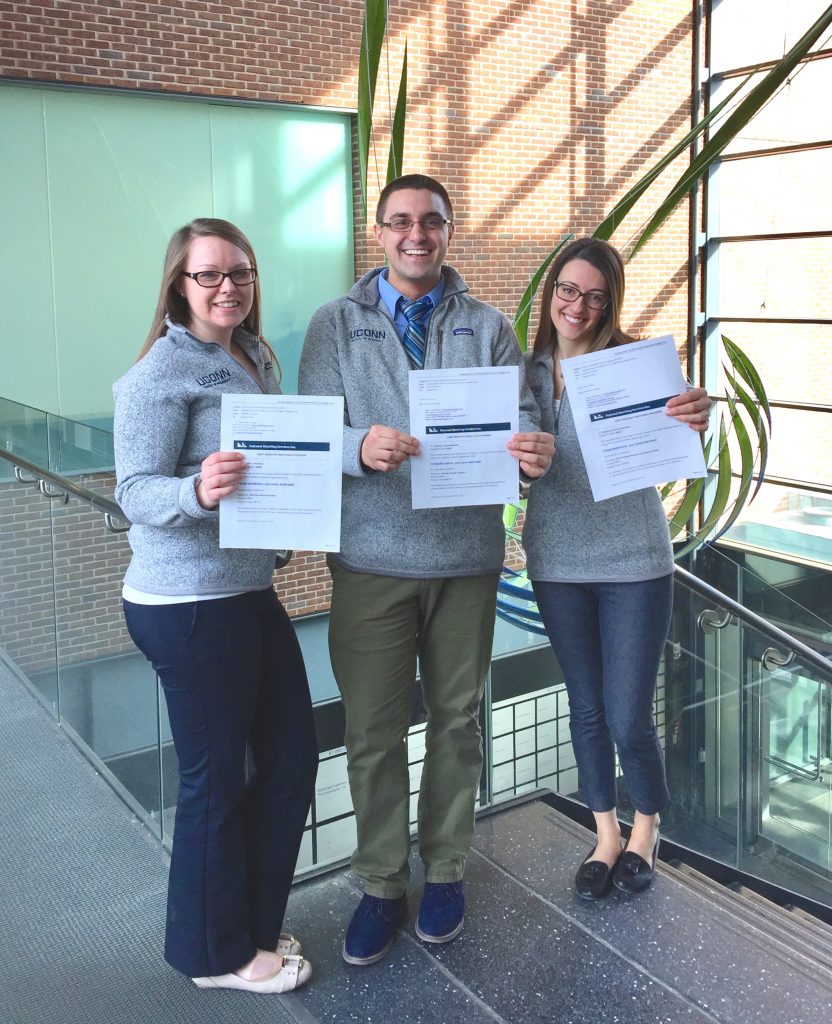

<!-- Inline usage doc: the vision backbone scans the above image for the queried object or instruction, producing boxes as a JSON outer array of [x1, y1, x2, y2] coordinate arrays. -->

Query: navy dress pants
[[124, 588, 317, 978], [532, 575, 672, 815]]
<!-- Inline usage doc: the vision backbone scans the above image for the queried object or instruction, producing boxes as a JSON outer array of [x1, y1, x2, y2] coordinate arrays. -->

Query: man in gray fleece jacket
[[299, 174, 553, 966]]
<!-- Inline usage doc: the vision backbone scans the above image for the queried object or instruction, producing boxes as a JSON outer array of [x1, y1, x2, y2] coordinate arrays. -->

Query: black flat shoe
[[574, 846, 619, 901], [613, 831, 660, 894]]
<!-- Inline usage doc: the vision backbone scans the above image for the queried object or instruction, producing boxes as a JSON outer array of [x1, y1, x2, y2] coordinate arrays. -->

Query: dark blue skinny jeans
[[532, 575, 673, 815], [123, 588, 317, 978]]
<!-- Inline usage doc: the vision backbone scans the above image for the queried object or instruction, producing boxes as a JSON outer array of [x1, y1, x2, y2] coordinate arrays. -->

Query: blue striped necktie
[[400, 296, 433, 369]]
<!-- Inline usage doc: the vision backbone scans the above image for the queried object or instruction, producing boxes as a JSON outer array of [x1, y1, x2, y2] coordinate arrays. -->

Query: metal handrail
[[0, 449, 130, 532], [674, 563, 832, 684]]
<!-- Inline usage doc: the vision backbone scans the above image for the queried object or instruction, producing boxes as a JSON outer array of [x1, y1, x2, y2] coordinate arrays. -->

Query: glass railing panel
[[692, 543, 832, 648], [742, 657, 832, 901], [4, 392, 830, 896], [723, 483, 832, 571], [0, 396, 50, 473], [641, 579, 745, 868], [669, 570, 832, 907], [0, 397, 117, 482], [46, 470, 163, 838], [752, 660, 832, 895], [0, 465, 59, 711], [487, 580, 580, 810], [46, 410, 115, 477], [489, 643, 575, 806]]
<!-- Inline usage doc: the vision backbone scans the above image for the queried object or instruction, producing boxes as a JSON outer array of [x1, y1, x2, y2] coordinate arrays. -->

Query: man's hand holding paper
[[408, 365, 520, 509]]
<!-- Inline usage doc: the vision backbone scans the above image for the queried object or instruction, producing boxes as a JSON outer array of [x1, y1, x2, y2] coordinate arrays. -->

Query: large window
[[704, 1, 832, 567]]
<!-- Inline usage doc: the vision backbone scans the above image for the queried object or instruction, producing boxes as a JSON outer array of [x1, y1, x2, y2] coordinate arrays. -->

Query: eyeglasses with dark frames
[[182, 268, 257, 288], [378, 214, 452, 233], [554, 281, 608, 310]]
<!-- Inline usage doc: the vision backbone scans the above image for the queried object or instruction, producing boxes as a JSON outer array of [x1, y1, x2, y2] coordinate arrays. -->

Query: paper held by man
[[219, 393, 344, 550], [408, 365, 520, 509], [560, 335, 707, 502]]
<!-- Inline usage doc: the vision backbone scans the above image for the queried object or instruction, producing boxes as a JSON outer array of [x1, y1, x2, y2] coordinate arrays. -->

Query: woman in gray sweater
[[523, 238, 710, 899], [114, 219, 317, 993]]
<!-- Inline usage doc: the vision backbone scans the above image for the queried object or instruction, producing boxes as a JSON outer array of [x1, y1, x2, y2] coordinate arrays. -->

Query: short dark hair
[[375, 174, 454, 223]]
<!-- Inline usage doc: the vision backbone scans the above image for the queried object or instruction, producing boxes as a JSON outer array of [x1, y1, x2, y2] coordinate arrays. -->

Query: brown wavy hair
[[137, 218, 276, 368], [531, 237, 634, 358]]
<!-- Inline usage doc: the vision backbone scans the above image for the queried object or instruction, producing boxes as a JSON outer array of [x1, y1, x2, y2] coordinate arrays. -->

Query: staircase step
[[661, 861, 832, 969], [782, 902, 832, 950]]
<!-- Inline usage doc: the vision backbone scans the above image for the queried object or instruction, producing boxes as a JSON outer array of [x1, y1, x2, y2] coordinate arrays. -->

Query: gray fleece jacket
[[113, 321, 281, 596], [522, 348, 673, 582], [298, 265, 541, 578]]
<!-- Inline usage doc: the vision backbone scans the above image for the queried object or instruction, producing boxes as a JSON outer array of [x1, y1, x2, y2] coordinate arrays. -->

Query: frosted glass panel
[[210, 106, 353, 395], [0, 88, 58, 413], [45, 91, 214, 421], [0, 85, 354, 421]]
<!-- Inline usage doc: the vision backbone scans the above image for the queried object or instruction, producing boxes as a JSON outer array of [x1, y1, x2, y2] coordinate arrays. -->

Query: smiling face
[[550, 258, 608, 355], [179, 234, 255, 347], [373, 188, 454, 299]]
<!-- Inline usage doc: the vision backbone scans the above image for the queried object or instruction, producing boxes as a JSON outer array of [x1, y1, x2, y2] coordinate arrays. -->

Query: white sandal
[[193, 954, 312, 994], [276, 932, 302, 956]]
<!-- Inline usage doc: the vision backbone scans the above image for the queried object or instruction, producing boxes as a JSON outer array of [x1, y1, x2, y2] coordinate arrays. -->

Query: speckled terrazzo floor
[[3, 655, 831, 1024], [285, 803, 832, 1024]]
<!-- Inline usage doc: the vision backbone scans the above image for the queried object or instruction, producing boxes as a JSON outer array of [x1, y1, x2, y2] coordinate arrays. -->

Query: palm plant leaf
[[673, 418, 733, 557], [722, 335, 772, 432], [386, 41, 408, 185], [713, 392, 755, 538], [668, 476, 707, 541], [357, 0, 388, 218], [723, 363, 770, 501]]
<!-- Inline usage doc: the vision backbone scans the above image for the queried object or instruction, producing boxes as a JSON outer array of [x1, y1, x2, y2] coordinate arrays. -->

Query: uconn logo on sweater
[[196, 367, 232, 388], [349, 327, 387, 340]]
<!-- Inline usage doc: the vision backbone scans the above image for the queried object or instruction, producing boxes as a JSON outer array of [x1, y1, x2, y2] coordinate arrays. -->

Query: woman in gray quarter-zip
[[522, 238, 711, 901], [113, 219, 316, 994]]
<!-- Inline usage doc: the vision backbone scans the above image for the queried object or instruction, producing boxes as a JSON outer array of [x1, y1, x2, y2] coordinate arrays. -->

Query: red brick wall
[[0, 474, 134, 676], [1, 1, 697, 618], [0, 482, 58, 676]]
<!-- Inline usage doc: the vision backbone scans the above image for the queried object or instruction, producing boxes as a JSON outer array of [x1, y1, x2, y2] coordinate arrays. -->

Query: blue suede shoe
[[416, 881, 465, 943], [342, 894, 407, 966]]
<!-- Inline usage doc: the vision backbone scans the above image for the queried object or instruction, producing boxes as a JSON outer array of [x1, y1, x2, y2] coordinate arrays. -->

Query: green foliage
[[655, 335, 771, 556], [386, 42, 408, 186], [357, 1, 409, 220], [357, 0, 387, 219]]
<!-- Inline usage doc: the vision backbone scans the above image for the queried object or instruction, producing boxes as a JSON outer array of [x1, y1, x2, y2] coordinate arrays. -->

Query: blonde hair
[[137, 218, 277, 369]]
